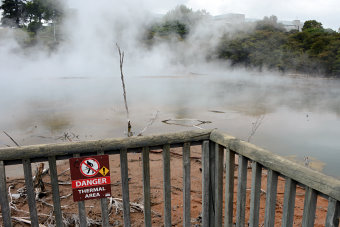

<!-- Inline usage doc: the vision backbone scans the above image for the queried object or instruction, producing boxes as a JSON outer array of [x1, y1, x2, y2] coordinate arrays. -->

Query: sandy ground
[[1, 146, 329, 226]]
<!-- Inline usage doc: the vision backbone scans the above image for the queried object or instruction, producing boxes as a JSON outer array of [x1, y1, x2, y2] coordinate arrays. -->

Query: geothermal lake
[[1, 71, 340, 178]]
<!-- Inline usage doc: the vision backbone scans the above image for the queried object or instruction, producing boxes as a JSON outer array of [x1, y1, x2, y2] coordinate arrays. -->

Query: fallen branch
[[65, 214, 102, 226], [138, 111, 159, 136], [9, 203, 50, 217], [12, 217, 45, 226], [108, 197, 161, 217], [3, 131, 20, 147], [57, 168, 70, 176], [45, 181, 71, 185], [58, 181, 71, 185], [247, 114, 265, 142], [60, 193, 72, 199], [32, 168, 49, 182], [56, 132, 80, 142], [38, 199, 68, 209], [162, 118, 211, 128], [0, 140, 10, 147], [34, 163, 46, 199]]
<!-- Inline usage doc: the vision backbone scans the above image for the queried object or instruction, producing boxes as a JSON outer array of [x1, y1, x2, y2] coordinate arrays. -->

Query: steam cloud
[[0, 0, 241, 79]]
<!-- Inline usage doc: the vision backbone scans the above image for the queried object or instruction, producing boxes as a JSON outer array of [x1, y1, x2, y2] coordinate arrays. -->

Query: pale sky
[[152, 0, 340, 30], [0, 0, 339, 30]]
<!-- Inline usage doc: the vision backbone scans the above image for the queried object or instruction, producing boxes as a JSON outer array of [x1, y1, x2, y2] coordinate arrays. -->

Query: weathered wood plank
[[142, 147, 152, 227], [100, 198, 109, 227], [120, 148, 131, 227], [302, 187, 317, 227], [214, 144, 224, 227], [249, 161, 262, 227], [77, 196, 87, 227], [325, 197, 339, 227], [97, 151, 109, 227], [281, 178, 296, 227], [202, 140, 210, 227], [236, 155, 248, 227], [210, 130, 340, 202], [209, 142, 216, 227], [163, 144, 172, 227], [264, 169, 278, 227], [224, 148, 235, 227], [0, 130, 212, 162], [48, 156, 63, 227], [73, 153, 87, 227], [182, 143, 191, 227], [22, 159, 39, 227], [0, 160, 12, 227]]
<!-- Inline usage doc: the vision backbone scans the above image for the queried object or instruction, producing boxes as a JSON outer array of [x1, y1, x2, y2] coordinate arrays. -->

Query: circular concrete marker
[[80, 158, 100, 177]]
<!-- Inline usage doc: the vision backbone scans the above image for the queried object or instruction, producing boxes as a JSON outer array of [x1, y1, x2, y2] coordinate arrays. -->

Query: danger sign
[[80, 158, 100, 177], [69, 155, 111, 201]]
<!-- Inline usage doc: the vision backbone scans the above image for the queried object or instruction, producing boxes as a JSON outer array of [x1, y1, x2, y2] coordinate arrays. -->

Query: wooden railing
[[210, 131, 340, 227], [0, 129, 339, 227]]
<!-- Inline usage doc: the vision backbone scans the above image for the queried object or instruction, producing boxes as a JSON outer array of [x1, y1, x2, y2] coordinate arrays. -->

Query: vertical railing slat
[[77, 196, 87, 227], [249, 161, 262, 227], [22, 158, 39, 227], [183, 143, 191, 227], [264, 169, 278, 227], [302, 187, 317, 227], [236, 155, 248, 227], [97, 151, 110, 227], [120, 148, 131, 227], [202, 140, 210, 227], [224, 149, 235, 227], [100, 197, 109, 227], [73, 153, 87, 227], [281, 178, 296, 227], [0, 160, 12, 227], [163, 144, 172, 227], [214, 144, 224, 227], [209, 142, 216, 227], [325, 197, 339, 227], [142, 147, 152, 227], [48, 156, 63, 227]]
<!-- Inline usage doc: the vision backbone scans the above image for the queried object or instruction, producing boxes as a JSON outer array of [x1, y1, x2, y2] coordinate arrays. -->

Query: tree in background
[[147, 5, 210, 41], [23, 0, 63, 33], [255, 15, 286, 32], [302, 20, 323, 31], [1, 0, 63, 33], [0, 0, 26, 27], [0, 0, 64, 49], [216, 18, 340, 76], [163, 5, 210, 28]]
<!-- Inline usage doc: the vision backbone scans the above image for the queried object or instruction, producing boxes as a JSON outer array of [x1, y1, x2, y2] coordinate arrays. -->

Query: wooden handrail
[[210, 130, 340, 201], [0, 129, 212, 162]]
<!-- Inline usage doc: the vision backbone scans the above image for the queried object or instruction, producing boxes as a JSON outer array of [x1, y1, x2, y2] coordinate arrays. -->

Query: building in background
[[213, 13, 245, 24], [279, 20, 303, 31]]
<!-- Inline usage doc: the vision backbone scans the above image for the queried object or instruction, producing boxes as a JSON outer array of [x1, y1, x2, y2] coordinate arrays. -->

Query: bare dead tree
[[116, 43, 132, 137], [247, 114, 265, 142]]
